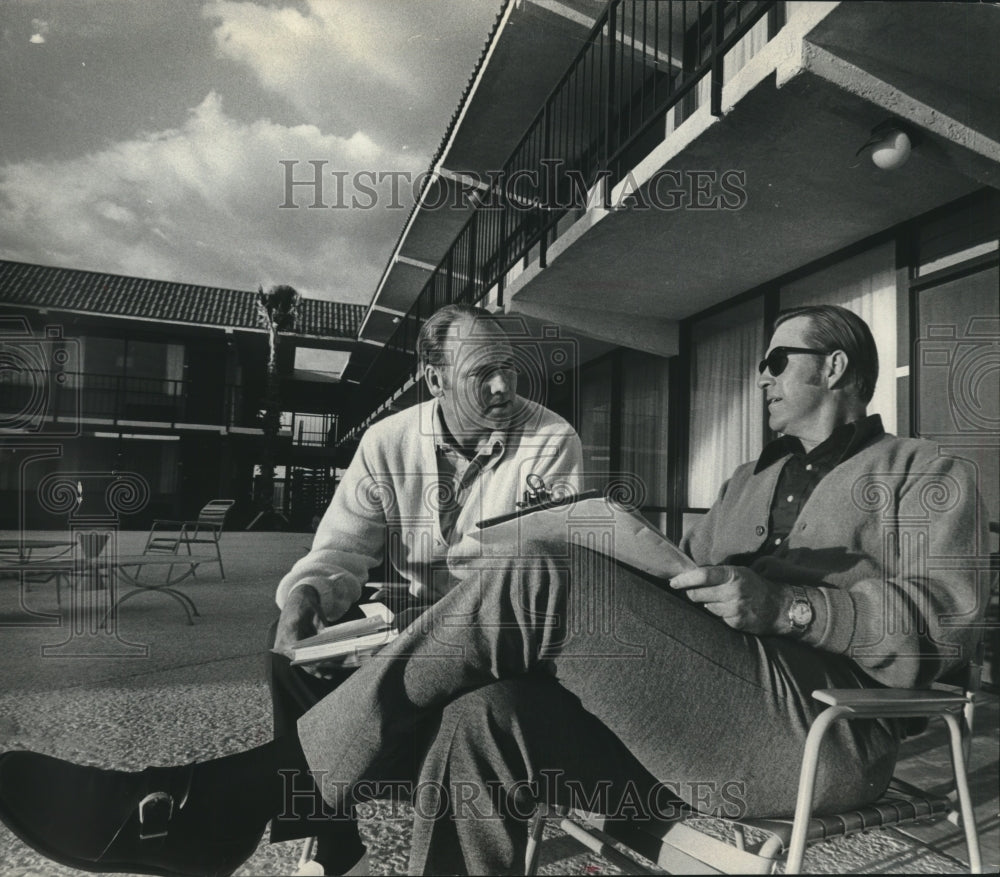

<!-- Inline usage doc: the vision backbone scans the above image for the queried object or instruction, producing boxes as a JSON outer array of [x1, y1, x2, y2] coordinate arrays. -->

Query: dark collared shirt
[[754, 414, 885, 554]]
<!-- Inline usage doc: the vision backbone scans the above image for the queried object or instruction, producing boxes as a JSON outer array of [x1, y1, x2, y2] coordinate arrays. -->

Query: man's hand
[[274, 586, 340, 680], [669, 565, 788, 635]]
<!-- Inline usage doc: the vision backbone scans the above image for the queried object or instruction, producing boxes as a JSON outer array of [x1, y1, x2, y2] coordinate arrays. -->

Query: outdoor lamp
[[857, 121, 914, 170]]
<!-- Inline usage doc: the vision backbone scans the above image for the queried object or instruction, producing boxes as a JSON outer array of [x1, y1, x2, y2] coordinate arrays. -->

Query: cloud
[[0, 92, 425, 302], [204, 0, 415, 97], [201, 0, 499, 153]]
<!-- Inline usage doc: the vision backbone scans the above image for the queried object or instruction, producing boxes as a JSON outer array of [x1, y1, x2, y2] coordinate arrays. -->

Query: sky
[[0, 0, 504, 304]]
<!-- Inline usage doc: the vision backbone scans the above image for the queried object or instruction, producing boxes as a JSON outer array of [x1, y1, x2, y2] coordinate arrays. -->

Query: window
[[917, 191, 999, 277], [687, 296, 765, 507], [914, 263, 999, 541]]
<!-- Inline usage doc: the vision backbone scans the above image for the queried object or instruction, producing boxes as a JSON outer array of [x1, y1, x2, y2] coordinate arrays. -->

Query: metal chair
[[525, 641, 987, 874], [142, 499, 235, 580]]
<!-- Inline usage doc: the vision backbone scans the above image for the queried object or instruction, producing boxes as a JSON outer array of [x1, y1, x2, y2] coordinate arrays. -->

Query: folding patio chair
[[142, 499, 235, 580], [525, 639, 988, 874]]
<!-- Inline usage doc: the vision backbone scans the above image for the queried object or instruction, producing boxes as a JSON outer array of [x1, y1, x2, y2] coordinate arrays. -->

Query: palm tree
[[246, 284, 299, 530]]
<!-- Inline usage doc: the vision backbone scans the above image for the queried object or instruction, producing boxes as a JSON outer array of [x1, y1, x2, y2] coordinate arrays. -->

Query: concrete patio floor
[[1, 531, 996, 876]]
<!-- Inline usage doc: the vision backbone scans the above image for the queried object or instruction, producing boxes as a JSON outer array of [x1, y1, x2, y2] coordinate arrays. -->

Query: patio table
[[0, 539, 76, 604], [106, 555, 214, 625], [0, 539, 74, 563], [0, 554, 213, 625]]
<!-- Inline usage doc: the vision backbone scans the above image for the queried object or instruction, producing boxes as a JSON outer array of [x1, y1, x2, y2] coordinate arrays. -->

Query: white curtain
[[687, 297, 765, 507], [780, 241, 897, 431]]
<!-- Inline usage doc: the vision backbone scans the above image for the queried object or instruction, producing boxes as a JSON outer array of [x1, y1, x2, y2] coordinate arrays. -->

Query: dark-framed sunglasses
[[758, 346, 832, 376]]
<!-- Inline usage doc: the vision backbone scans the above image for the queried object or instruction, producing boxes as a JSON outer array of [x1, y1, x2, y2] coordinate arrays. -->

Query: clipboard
[[476, 490, 601, 529], [475, 493, 696, 580]]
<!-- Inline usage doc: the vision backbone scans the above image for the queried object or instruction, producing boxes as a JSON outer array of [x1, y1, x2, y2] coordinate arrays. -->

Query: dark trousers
[[266, 619, 360, 849], [265, 587, 427, 851], [293, 544, 899, 875]]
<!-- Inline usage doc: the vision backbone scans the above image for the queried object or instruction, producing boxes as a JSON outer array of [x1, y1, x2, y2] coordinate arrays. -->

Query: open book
[[476, 495, 696, 580], [284, 602, 398, 667]]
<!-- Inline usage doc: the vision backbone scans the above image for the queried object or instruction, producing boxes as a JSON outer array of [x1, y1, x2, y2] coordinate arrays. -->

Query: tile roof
[[0, 260, 365, 340]]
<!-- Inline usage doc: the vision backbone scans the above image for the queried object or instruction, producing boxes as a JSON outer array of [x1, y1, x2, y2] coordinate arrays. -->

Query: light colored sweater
[[682, 433, 990, 688], [276, 397, 583, 612]]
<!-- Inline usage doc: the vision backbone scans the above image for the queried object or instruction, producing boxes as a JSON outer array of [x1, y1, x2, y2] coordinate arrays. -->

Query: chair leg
[[942, 712, 983, 874], [525, 805, 547, 876], [786, 705, 852, 874], [186, 542, 198, 579], [215, 540, 226, 581], [298, 836, 316, 870]]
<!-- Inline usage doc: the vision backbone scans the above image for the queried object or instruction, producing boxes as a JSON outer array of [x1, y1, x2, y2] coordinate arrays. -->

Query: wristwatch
[[787, 586, 814, 634]]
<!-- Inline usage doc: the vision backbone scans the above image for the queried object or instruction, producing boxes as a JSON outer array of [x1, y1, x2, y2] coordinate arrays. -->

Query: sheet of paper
[[475, 496, 696, 580]]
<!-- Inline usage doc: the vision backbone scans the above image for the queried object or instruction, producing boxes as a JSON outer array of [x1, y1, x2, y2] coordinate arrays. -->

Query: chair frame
[[525, 642, 986, 875], [142, 500, 235, 580]]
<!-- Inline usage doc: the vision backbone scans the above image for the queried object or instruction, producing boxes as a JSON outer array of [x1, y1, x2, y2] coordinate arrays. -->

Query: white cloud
[[0, 92, 425, 302], [200, 0, 498, 152], [204, 0, 415, 98]]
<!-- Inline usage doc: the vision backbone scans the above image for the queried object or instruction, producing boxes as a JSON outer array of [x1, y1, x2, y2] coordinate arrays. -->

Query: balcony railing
[[282, 412, 338, 447], [0, 369, 251, 430], [348, 0, 781, 438]]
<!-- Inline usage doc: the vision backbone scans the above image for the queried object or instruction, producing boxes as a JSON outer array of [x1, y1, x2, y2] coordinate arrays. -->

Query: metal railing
[[348, 0, 781, 438], [292, 412, 337, 447], [0, 369, 251, 430]]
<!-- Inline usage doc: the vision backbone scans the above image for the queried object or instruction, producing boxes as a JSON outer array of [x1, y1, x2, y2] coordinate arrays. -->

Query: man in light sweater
[[267, 303, 583, 874], [0, 306, 988, 877]]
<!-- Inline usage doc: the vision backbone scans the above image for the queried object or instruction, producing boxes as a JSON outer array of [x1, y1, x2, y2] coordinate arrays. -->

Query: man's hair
[[417, 304, 495, 369], [773, 304, 879, 403]]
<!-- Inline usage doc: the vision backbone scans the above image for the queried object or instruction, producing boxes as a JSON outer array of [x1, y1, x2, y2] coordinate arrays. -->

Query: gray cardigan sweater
[[682, 433, 990, 688]]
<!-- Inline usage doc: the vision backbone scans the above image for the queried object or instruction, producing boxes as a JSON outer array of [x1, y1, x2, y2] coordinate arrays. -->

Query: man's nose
[[485, 370, 512, 396], [757, 370, 772, 390]]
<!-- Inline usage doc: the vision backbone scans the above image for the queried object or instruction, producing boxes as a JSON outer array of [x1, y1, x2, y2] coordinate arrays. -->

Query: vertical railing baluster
[[711, 0, 724, 116], [605, 1, 617, 205], [667, 0, 673, 100]]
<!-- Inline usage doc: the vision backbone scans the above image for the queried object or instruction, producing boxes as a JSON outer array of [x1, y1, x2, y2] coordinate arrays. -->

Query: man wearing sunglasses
[[0, 305, 987, 876]]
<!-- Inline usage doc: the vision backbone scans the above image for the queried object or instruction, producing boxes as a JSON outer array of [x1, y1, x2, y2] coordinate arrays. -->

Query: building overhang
[[503, 1, 999, 341], [356, 0, 603, 347]]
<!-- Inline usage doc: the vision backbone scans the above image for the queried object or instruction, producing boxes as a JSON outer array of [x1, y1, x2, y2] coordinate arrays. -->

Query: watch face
[[789, 600, 813, 628]]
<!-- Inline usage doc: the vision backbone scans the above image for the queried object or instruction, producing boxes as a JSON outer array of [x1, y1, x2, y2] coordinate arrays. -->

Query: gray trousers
[[297, 543, 898, 874]]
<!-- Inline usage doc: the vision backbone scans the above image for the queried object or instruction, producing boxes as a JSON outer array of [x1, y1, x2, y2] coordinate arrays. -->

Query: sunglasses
[[758, 346, 832, 376]]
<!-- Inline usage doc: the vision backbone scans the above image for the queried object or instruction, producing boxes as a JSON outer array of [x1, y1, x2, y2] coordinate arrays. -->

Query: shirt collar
[[754, 413, 884, 474], [433, 400, 507, 464]]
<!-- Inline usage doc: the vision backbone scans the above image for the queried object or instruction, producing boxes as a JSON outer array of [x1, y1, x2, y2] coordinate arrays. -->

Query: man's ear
[[424, 364, 445, 397], [827, 350, 850, 390]]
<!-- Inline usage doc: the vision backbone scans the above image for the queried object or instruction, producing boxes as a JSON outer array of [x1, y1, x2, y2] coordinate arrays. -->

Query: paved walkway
[[0, 532, 996, 875]]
